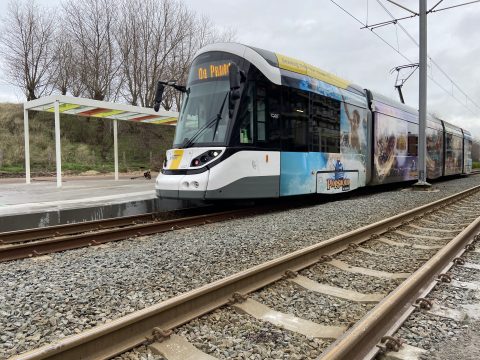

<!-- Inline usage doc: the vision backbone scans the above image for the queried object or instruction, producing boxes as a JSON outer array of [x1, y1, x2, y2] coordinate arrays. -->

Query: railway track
[[11, 184, 480, 360], [0, 206, 275, 262]]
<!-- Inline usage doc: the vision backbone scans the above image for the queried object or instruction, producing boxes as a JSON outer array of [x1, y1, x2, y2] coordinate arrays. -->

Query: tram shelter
[[23, 95, 178, 187]]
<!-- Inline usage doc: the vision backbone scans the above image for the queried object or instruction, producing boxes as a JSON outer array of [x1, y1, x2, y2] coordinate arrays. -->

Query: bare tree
[[116, 0, 236, 111], [117, 0, 193, 108], [0, 0, 56, 100], [62, 0, 120, 101], [0, 0, 235, 106], [49, 30, 82, 96]]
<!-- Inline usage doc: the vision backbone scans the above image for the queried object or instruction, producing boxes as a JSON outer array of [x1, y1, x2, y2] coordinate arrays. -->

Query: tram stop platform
[[0, 175, 190, 232]]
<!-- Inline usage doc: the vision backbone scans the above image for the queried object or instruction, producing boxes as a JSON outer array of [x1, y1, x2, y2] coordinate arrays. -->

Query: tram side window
[[282, 87, 309, 152], [310, 93, 340, 153], [264, 83, 282, 149], [446, 133, 452, 156], [256, 85, 266, 142], [237, 82, 254, 144], [407, 123, 418, 156]]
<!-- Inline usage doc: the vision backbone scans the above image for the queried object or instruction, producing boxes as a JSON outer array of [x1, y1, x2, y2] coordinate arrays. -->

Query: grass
[[473, 162, 480, 169], [0, 164, 24, 174]]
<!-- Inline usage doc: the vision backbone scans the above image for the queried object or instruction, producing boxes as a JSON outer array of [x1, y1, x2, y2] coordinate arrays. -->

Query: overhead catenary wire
[[376, 0, 480, 113], [329, 0, 479, 116], [329, 0, 414, 64], [428, 0, 444, 13], [429, 0, 480, 13]]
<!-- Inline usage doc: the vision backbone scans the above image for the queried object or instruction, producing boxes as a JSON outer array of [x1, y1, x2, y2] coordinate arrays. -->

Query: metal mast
[[415, 0, 430, 187]]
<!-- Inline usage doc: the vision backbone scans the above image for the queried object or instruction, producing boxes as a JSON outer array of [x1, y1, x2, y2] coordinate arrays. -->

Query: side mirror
[[153, 82, 165, 112], [229, 63, 242, 117], [229, 62, 241, 90], [240, 70, 246, 83]]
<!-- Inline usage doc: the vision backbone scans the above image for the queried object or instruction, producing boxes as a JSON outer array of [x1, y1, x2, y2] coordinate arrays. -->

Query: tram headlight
[[190, 149, 222, 167], [208, 150, 220, 157]]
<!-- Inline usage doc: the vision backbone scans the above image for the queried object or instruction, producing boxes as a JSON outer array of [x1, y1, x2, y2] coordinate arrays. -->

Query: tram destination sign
[[194, 61, 231, 81]]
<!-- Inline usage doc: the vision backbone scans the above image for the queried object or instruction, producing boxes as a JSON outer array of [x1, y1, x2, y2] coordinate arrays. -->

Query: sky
[[1, 0, 480, 137]]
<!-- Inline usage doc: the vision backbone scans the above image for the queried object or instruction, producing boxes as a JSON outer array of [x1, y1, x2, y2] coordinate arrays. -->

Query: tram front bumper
[[155, 171, 209, 200]]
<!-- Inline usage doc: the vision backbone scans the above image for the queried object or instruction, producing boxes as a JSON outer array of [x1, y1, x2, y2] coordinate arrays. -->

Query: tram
[[153, 43, 472, 200]]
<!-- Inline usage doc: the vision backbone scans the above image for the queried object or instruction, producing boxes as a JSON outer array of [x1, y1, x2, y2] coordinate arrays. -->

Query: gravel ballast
[[388, 223, 480, 360], [176, 308, 330, 360], [1, 175, 480, 357]]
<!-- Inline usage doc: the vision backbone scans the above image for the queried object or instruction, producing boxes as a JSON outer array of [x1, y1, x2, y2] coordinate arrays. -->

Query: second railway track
[[0, 206, 276, 262], [11, 184, 480, 360]]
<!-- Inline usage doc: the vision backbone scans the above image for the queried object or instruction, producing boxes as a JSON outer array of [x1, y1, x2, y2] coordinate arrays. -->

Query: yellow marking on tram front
[[169, 149, 184, 170]]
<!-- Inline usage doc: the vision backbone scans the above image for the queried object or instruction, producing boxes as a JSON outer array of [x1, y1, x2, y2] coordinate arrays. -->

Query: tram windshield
[[173, 52, 243, 147]]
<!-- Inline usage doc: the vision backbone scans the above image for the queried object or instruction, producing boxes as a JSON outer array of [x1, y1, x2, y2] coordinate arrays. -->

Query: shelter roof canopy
[[24, 95, 178, 125]]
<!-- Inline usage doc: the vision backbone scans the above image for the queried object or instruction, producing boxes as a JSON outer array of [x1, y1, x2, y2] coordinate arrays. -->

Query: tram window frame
[[262, 82, 282, 149], [309, 93, 341, 153], [235, 81, 255, 145], [256, 84, 267, 143], [407, 122, 418, 156], [281, 87, 309, 152]]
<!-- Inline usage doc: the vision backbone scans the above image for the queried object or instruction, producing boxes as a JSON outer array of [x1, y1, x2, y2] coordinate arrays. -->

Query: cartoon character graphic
[[375, 134, 397, 180], [340, 96, 367, 155], [343, 102, 361, 151], [326, 157, 350, 191], [426, 128, 442, 178], [334, 158, 344, 180]]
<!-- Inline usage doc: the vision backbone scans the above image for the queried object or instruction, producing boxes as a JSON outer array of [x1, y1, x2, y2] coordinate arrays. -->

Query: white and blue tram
[[154, 43, 472, 200]]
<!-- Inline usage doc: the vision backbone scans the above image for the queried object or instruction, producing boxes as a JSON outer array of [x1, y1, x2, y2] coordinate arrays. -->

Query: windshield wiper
[[181, 117, 219, 148], [182, 92, 229, 149]]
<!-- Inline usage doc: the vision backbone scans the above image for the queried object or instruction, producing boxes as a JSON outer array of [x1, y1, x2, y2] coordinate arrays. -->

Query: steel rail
[[320, 204, 480, 359], [0, 212, 162, 244], [0, 208, 263, 262], [11, 185, 480, 360]]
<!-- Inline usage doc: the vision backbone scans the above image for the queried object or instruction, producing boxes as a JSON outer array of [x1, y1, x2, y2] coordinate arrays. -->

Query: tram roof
[[24, 95, 178, 125], [196, 43, 365, 97]]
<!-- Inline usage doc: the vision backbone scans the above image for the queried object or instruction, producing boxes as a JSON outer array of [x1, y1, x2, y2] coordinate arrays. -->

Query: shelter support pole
[[113, 119, 119, 181], [54, 100, 62, 188], [415, 0, 430, 188], [23, 108, 31, 184]]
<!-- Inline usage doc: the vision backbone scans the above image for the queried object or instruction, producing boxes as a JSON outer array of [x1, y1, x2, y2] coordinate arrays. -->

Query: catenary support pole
[[113, 119, 119, 181], [23, 108, 31, 184], [54, 100, 62, 188], [415, 0, 430, 188]]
